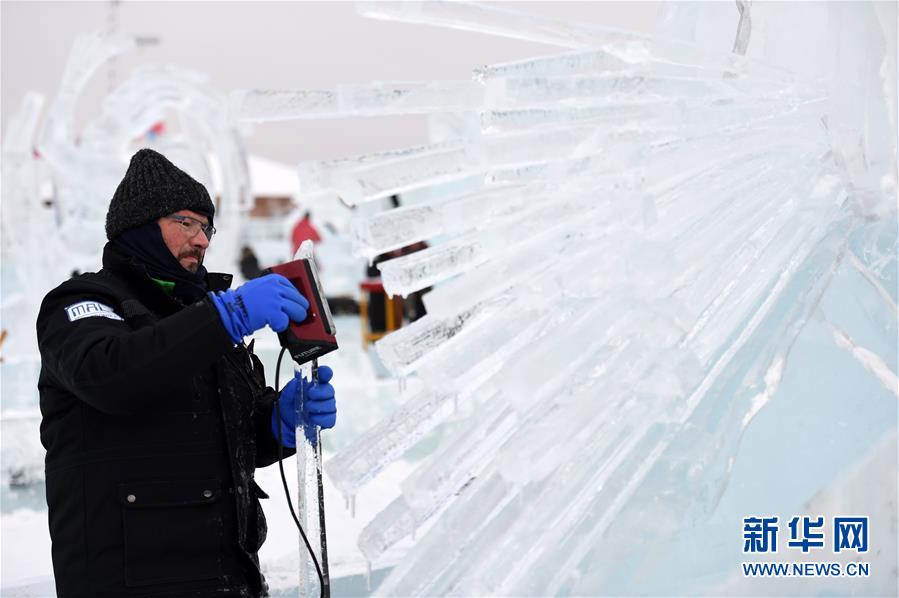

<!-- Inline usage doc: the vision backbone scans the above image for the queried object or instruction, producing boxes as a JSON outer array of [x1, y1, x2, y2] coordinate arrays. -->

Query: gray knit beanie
[[105, 148, 215, 240]]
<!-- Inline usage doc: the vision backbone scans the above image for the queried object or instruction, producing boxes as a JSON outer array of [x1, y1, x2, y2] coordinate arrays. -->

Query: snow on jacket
[[37, 243, 293, 597]]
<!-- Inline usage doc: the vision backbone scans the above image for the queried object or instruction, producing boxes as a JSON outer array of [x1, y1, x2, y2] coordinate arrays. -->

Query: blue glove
[[272, 365, 336, 448], [210, 274, 309, 343]]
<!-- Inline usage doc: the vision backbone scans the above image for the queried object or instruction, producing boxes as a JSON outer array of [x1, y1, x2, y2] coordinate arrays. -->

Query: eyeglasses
[[166, 214, 216, 241]]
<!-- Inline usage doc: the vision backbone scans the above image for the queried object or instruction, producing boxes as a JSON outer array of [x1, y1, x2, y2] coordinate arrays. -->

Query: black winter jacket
[[37, 244, 293, 597]]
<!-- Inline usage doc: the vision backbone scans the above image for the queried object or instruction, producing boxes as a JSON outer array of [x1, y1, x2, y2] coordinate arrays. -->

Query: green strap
[[149, 276, 175, 296]]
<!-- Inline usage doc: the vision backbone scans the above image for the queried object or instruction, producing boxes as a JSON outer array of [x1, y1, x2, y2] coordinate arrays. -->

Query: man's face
[[158, 209, 211, 273]]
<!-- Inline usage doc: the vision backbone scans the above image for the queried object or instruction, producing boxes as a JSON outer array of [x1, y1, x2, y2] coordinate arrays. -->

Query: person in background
[[36, 149, 337, 597], [239, 245, 263, 280], [290, 210, 321, 256]]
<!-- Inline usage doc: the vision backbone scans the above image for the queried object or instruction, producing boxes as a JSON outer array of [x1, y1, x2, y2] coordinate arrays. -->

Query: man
[[37, 148, 337, 597]]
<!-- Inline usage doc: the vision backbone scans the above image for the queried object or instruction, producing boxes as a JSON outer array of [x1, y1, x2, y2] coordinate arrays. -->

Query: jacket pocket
[[119, 479, 224, 587]]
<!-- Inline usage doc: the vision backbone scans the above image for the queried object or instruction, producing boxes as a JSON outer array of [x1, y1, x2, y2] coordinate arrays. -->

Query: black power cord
[[274, 346, 325, 598]]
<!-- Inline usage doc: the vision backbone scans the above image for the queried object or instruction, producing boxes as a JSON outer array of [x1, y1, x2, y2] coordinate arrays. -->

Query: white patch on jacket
[[64, 301, 123, 322]]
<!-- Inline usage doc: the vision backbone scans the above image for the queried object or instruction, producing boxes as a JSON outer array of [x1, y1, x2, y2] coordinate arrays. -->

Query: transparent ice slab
[[357, 0, 650, 49], [232, 81, 483, 121]]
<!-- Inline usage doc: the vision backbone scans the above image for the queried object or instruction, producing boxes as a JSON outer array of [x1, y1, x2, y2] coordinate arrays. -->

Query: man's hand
[[209, 274, 309, 343], [272, 366, 336, 448]]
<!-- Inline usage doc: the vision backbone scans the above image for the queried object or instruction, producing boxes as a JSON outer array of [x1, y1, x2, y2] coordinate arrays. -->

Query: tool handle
[[311, 358, 330, 597]]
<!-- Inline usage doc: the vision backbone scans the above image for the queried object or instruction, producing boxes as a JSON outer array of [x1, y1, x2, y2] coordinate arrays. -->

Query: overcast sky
[[1, 1, 662, 164]]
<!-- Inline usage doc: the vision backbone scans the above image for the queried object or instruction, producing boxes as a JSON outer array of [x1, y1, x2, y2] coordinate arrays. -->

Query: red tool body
[[266, 258, 338, 365]]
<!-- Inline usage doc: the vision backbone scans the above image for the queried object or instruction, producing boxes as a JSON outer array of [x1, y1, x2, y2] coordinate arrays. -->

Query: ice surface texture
[[312, 1, 896, 596]]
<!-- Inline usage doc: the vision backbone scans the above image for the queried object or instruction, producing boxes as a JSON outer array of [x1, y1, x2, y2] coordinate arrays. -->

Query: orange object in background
[[359, 280, 403, 347]]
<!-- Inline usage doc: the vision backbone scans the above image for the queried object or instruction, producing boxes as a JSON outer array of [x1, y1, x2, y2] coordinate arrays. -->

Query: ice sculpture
[[287, 1, 892, 595], [1, 1, 894, 595]]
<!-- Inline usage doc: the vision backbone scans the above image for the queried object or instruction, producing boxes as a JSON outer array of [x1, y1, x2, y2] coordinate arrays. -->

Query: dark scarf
[[112, 222, 209, 304]]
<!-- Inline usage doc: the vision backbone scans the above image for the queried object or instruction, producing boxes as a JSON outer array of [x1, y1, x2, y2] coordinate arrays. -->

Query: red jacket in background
[[291, 217, 322, 255]]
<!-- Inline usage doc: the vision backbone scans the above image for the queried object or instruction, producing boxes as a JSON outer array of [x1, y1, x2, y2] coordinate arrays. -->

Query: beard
[[179, 250, 204, 273]]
